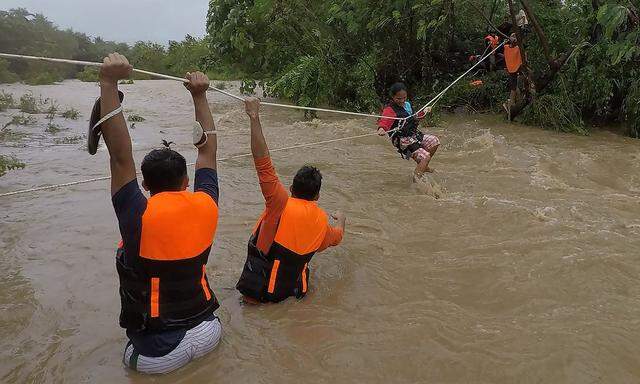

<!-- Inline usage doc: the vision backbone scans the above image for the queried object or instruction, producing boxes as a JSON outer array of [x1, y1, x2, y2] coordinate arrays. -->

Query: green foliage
[[77, 67, 99, 82], [0, 154, 25, 177], [23, 71, 62, 85], [61, 108, 80, 119], [522, 93, 587, 135], [45, 122, 64, 133], [0, 91, 15, 111], [214, 82, 227, 90], [45, 103, 58, 120], [54, 135, 83, 144], [3, 114, 37, 129], [19, 93, 39, 114], [119, 79, 135, 85], [623, 79, 640, 138], [438, 72, 509, 113], [207, 0, 640, 137], [0, 8, 211, 84], [127, 114, 146, 122], [164, 35, 210, 76], [0, 59, 19, 83]]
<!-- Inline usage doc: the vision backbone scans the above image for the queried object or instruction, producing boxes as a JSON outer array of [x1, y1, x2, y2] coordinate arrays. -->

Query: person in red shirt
[[236, 97, 346, 304], [377, 82, 440, 180]]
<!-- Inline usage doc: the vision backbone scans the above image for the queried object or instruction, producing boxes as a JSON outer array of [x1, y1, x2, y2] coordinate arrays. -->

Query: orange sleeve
[[317, 225, 344, 253], [254, 155, 289, 254]]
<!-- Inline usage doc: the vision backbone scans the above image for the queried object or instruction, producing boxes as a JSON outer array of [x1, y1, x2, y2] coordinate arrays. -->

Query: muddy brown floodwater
[[1, 80, 640, 384]]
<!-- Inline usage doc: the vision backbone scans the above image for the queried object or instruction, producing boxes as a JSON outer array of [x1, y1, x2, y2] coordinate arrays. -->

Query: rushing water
[[1, 80, 640, 383]]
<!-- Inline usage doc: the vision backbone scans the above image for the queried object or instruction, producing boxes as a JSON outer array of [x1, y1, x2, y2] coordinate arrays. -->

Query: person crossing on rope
[[95, 53, 222, 374], [236, 97, 347, 304], [377, 82, 440, 180]]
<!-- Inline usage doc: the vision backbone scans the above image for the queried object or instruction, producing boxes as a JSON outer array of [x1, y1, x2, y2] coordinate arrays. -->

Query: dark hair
[[291, 165, 322, 200], [141, 148, 187, 194], [389, 82, 407, 97]]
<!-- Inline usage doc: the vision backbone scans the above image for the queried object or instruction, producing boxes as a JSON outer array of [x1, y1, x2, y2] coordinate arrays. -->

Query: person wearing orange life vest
[[484, 34, 500, 71], [95, 53, 222, 374], [236, 97, 346, 304], [503, 33, 524, 114]]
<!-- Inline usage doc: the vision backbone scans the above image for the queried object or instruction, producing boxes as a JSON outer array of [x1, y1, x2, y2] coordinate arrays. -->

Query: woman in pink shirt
[[377, 82, 440, 180]]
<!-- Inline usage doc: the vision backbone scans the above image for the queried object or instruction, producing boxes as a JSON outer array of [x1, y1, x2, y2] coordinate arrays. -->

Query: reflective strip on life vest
[[301, 263, 308, 293], [150, 278, 160, 318], [268, 259, 280, 294], [201, 265, 211, 301]]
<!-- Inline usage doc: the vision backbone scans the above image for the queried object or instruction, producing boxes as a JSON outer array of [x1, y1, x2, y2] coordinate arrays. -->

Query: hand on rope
[[0, 44, 502, 198]]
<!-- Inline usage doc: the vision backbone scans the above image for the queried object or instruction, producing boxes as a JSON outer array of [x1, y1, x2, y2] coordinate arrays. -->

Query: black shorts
[[508, 72, 519, 91]]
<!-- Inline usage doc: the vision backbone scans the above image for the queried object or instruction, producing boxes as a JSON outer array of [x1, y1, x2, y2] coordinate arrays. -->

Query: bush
[[434, 71, 508, 113], [0, 155, 25, 177], [0, 91, 15, 111], [0, 59, 19, 84], [3, 114, 37, 129], [54, 135, 84, 144], [23, 71, 62, 85], [77, 67, 99, 82], [127, 114, 146, 122], [119, 79, 135, 85], [214, 82, 227, 90], [521, 93, 588, 135], [19, 93, 39, 114], [45, 103, 58, 120], [61, 108, 80, 119], [45, 122, 64, 134]]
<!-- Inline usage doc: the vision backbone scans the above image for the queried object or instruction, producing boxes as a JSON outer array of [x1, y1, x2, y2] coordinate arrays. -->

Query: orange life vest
[[236, 197, 328, 302], [117, 191, 220, 332], [504, 44, 523, 73]]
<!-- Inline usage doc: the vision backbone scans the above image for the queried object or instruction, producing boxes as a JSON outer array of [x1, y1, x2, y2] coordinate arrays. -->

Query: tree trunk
[[519, 0, 553, 64]]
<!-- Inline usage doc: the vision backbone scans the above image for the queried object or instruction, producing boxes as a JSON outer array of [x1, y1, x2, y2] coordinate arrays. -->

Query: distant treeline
[[0, 8, 230, 85]]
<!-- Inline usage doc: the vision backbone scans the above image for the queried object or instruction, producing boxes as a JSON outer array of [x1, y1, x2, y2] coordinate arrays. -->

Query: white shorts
[[123, 317, 222, 374]]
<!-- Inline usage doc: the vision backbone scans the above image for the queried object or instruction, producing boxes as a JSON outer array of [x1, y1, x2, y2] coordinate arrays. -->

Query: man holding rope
[[236, 97, 347, 304], [96, 53, 222, 374]]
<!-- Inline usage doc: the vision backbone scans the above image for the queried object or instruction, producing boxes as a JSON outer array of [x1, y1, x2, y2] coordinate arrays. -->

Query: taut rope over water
[[0, 43, 503, 198]]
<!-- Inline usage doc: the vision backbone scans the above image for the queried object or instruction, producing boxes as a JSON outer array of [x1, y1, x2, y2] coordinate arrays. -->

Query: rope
[[0, 129, 394, 197], [0, 44, 502, 121], [0, 45, 502, 198], [0, 53, 405, 121]]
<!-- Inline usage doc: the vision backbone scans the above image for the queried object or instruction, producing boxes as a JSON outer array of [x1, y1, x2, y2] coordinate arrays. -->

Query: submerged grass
[[3, 114, 37, 129], [0, 91, 15, 111], [127, 114, 146, 122], [45, 122, 64, 134], [54, 135, 84, 144], [61, 108, 80, 120], [19, 93, 40, 114], [0, 154, 25, 177]]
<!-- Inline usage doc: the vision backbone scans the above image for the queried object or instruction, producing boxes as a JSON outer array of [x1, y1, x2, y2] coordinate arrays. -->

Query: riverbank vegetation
[[1, 3, 638, 137], [206, 0, 639, 137]]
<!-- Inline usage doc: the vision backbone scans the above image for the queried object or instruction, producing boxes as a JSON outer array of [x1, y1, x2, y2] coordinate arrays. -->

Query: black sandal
[[87, 91, 124, 155]]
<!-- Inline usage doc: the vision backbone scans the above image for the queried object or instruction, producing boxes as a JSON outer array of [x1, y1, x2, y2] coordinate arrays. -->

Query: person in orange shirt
[[503, 33, 524, 114], [484, 34, 500, 71], [236, 97, 346, 304], [93, 53, 222, 374]]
